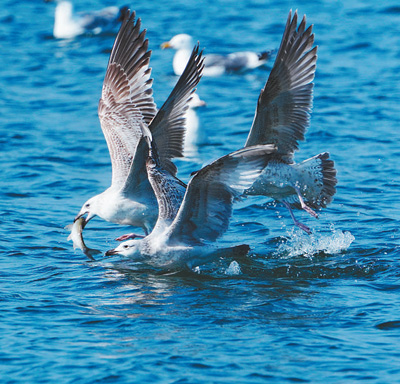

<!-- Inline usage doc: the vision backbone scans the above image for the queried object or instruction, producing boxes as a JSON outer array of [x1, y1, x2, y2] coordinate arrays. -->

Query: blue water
[[1, 0, 400, 382]]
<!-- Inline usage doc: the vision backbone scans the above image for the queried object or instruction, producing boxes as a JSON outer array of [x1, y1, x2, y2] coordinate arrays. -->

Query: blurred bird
[[161, 33, 272, 76], [244, 10, 337, 234], [184, 93, 206, 156], [45, 0, 128, 39]]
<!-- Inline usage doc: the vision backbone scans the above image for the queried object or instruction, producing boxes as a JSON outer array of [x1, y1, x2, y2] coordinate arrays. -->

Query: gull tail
[[292, 152, 337, 209], [258, 50, 273, 63]]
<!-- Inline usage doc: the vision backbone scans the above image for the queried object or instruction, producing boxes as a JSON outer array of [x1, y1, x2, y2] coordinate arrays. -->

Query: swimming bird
[[184, 93, 206, 156], [244, 10, 337, 234], [105, 128, 277, 270], [161, 33, 272, 76], [73, 11, 204, 238], [45, 0, 128, 39]]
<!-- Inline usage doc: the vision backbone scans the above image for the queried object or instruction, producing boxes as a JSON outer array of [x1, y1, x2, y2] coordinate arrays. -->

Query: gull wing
[[164, 145, 276, 245], [245, 10, 317, 162], [149, 44, 205, 176], [98, 10, 157, 189]]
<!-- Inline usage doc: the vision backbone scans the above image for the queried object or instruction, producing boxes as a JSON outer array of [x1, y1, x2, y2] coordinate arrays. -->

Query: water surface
[[1, 0, 399, 382]]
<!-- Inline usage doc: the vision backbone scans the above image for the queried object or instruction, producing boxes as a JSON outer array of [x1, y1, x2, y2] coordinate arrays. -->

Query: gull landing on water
[[244, 10, 337, 234], [106, 131, 277, 270], [161, 34, 272, 76], [45, 0, 128, 39], [72, 11, 204, 243]]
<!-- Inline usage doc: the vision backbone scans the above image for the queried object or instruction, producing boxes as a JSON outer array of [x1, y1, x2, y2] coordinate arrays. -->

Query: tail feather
[[291, 152, 337, 209], [258, 50, 273, 62]]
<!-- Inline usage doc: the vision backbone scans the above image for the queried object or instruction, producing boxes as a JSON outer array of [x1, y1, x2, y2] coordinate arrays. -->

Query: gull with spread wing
[[73, 11, 204, 239], [106, 128, 276, 270], [244, 10, 337, 234]]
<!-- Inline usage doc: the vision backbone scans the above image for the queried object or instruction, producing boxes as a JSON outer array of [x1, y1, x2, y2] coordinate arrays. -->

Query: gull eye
[[123, 245, 129, 249]]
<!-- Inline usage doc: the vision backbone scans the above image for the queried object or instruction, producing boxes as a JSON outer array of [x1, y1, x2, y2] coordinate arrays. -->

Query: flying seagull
[[161, 33, 272, 76], [244, 10, 337, 234], [73, 11, 204, 239], [45, 0, 129, 39], [106, 128, 276, 270]]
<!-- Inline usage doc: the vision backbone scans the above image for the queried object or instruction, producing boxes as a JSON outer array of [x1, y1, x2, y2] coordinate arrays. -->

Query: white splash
[[224, 260, 242, 275], [277, 224, 355, 258]]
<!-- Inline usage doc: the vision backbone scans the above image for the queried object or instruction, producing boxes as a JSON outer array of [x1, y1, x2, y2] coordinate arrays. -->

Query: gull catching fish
[[72, 11, 204, 243], [244, 10, 337, 234], [45, 0, 128, 39], [161, 33, 272, 76], [106, 128, 277, 270]]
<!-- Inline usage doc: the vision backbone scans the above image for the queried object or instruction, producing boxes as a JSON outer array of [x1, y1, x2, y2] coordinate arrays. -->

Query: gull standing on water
[[244, 10, 337, 233], [161, 34, 272, 76], [72, 11, 204, 240], [45, 0, 128, 39], [106, 127, 276, 270]]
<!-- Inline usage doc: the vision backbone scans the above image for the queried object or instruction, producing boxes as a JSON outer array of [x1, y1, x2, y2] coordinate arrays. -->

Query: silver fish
[[66, 217, 101, 260]]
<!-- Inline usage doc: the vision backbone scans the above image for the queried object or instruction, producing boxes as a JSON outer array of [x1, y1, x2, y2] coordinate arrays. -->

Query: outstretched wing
[[165, 145, 276, 245], [149, 44, 205, 176], [98, 10, 157, 189], [245, 10, 317, 162]]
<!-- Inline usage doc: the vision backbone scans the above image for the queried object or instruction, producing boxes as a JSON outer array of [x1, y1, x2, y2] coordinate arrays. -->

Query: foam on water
[[224, 260, 242, 275], [277, 224, 355, 258]]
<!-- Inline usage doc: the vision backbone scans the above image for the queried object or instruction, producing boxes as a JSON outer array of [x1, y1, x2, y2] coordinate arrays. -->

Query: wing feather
[[165, 145, 276, 245], [245, 10, 317, 162], [98, 10, 157, 188], [149, 44, 205, 176]]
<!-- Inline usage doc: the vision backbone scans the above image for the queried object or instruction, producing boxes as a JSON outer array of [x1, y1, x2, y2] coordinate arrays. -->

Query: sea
[[1, 0, 399, 382]]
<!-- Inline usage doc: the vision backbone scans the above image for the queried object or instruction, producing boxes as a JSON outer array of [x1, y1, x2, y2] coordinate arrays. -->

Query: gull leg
[[294, 187, 318, 219], [115, 233, 146, 241], [282, 201, 312, 235]]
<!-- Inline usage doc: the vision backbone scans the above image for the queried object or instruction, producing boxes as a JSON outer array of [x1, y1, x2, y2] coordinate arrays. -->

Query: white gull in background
[[72, 11, 204, 245], [161, 33, 272, 76], [244, 10, 337, 234], [106, 128, 276, 270], [45, 0, 128, 39], [184, 93, 206, 156]]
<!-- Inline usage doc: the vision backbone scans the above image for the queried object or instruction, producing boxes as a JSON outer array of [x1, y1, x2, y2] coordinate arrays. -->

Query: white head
[[161, 34, 194, 50], [55, 1, 73, 20], [75, 195, 100, 224], [105, 240, 143, 259], [188, 93, 206, 109]]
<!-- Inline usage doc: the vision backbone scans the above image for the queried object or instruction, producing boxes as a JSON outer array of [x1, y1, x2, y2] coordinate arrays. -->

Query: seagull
[[105, 128, 277, 270], [45, 0, 129, 39], [184, 93, 206, 156], [73, 11, 204, 239], [244, 10, 337, 234], [161, 34, 272, 76]]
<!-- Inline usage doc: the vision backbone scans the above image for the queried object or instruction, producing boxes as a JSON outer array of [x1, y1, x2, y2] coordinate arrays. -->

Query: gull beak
[[160, 41, 172, 49], [105, 248, 118, 256], [74, 212, 84, 223], [74, 211, 94, 225]]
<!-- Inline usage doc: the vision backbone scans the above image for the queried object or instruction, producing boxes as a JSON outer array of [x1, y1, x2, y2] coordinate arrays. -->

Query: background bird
[[161, 33, 272, 76]]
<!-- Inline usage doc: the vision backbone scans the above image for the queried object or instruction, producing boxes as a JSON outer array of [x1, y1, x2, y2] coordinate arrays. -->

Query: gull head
[[161, 34, 193, 50], [188, 93, 206, 109], [75, 195, 99, 224], [105, 240, 142, 259]]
